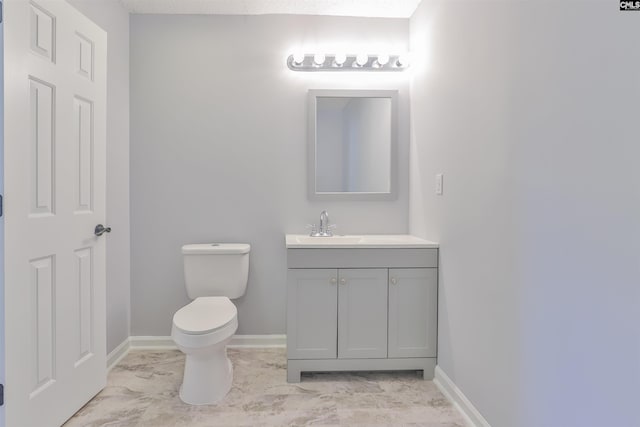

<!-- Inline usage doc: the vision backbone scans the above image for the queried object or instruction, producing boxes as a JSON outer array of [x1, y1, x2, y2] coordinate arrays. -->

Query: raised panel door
[[287, 269, 338, 359], [388, 268, 437, 358], [4, 1, 107, 425], [337, 268, 388, 359]]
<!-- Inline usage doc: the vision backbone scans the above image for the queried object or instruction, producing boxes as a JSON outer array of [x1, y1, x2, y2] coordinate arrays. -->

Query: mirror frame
[[308, 89, 399, 201]]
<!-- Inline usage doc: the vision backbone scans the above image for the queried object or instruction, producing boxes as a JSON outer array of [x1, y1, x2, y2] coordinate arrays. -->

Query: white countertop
[[285, 234, 439, 249]]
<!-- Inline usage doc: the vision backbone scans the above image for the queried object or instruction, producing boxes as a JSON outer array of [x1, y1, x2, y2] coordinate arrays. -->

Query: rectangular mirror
[[308, 89, 398, 200]]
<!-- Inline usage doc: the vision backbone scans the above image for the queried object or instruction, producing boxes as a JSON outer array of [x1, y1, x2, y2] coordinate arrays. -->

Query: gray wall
[[0, 18, 4, 427], [67, 0, 131, 354], [409, 1, 640, 426], [130, 14, 410, 336]]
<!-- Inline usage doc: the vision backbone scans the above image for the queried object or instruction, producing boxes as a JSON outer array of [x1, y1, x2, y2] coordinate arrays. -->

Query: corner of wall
[[434, 366, 491, 427]]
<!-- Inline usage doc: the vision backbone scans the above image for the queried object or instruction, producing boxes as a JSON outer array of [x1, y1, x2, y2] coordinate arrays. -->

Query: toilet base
[[178, 342, 234, 405]]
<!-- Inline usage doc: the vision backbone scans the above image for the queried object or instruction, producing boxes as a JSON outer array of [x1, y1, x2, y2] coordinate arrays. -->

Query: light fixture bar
[[287, 53, 409, 72]]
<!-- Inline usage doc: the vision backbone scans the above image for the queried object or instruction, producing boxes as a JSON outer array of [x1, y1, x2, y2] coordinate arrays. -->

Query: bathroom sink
[[285, 234, 438, 249]]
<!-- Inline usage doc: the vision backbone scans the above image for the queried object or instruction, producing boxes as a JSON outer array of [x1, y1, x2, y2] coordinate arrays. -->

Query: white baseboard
[[130, 336, 176, 350], [128, 334, 287, 351], [106, 335, 286, 369], [228, 334, 286, 348], [434, 366, 491, 427], [107, 338, 131, 371]]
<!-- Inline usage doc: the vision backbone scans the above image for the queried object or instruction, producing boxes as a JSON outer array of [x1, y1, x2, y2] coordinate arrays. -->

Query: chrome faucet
[[310, 210, 334, 237], [320, 210, 330, 235]]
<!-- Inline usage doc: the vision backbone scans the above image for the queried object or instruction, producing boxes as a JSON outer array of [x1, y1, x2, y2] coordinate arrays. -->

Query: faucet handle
[[321, 224, 336, 237], [306, 224, 317, 235]]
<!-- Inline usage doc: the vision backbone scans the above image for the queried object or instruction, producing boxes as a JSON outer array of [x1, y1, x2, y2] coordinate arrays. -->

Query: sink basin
[[285, 234, 438, 249]]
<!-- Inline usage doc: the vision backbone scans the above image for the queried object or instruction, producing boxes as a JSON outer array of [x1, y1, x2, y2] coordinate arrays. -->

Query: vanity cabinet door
[[388, 268, 438, 358], [287, 269, 338, 359], [338, 268, 388, 359]]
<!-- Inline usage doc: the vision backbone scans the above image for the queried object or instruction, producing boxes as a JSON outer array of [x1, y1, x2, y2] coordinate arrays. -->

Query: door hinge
[[0, 194, 3, 217], [0, 2, 3, 24], [0, 384, 4, 406]]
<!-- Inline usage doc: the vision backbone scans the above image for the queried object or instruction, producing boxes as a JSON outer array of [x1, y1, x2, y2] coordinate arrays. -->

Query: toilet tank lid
[[182, 243, 250, 255]]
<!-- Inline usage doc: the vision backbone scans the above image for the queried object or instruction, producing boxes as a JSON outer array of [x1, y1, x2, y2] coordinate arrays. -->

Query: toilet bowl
[[172, 242, 250, 405], [171, 296, 238, 405]]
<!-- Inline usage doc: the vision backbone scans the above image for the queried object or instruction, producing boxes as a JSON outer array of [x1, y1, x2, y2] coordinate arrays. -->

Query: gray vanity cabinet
[[286, 247, 439, 383]]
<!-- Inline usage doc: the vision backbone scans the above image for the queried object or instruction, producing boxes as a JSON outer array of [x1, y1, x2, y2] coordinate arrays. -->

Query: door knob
[[94, 224, 111, 236]]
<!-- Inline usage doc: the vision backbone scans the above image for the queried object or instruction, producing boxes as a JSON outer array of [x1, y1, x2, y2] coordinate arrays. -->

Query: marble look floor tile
[[139, 406, 340, 427], [337, 407, 465, 426], [66, 348, 465, 426], [64, 391, 154, 427], [103, 351, 185, 400]]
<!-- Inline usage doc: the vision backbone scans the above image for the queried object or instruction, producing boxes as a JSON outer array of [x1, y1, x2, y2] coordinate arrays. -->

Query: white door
[[337, 269, 388, 359], [4, 0, 107, 425]]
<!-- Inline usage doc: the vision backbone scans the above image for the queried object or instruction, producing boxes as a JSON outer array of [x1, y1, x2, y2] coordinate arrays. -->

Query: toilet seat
[[173, 296, 237, 335]]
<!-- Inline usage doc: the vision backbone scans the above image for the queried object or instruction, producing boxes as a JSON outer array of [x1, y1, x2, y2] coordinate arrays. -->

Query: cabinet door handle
[[340, 278, 347, 285], [330, 277, 337, 285], [390, 277, 398, 285]]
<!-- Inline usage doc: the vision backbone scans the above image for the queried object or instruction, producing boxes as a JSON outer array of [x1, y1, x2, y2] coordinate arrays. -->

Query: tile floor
[[65, 348, 465, 426]]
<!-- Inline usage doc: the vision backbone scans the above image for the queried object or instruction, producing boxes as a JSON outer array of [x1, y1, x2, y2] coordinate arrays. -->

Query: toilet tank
[[182, 243, 250, 300]]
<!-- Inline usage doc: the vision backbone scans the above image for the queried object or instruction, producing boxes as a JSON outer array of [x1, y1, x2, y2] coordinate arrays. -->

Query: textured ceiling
[[119, 0, 422, 18]]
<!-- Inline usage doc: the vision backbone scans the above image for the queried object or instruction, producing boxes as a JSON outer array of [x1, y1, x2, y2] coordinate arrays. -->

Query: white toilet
[[171, 243, 250, 405]]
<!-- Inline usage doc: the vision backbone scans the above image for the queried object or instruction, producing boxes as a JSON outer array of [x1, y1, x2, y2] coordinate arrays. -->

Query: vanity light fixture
[[286, 52, 410, 72]]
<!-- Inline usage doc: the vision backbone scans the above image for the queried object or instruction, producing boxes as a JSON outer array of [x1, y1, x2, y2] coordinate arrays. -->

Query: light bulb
[[395, 54, 410, 68], [333, 53, 347, 67], [354, 53, 368, 67], [313, 53, 326, 66], [292, 52, 305, 66], [372, 54, 390, 68], [376, 54, 390, 66]]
